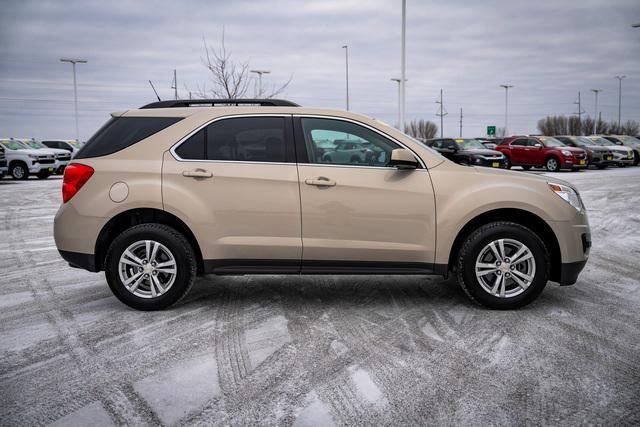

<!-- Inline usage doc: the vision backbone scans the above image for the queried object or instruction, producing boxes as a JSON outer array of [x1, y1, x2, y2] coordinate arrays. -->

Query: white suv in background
[[42, 139, 84, 158], [18, 138, 71, 174], [0, 138, 57, 179], [0, 144, 7, 178]]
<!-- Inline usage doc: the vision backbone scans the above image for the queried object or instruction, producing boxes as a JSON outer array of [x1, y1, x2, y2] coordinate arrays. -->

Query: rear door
[[162, 115, 302, 272], [527, 138, 545, 165], [294, 116, 436, 271]]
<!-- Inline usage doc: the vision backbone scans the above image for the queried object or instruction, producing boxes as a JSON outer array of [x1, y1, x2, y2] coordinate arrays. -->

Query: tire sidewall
[[11, 163, 27, 180], [458, 223, 549, 309], [545, 157, 559, 172], [105, 225, 195, 310]]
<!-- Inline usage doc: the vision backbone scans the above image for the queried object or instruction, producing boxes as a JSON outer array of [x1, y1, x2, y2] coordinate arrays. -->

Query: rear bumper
[[58, 249, 98, 272]]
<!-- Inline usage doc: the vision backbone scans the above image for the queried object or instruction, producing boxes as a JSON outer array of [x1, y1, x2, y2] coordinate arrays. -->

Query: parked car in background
[[424, 138, 505, 168], [496, 135, 588, 172], [0, 144, 7, 179], [54, 98, 590, 311], [554, 136, 614, 169], [475, 137, 501, 150], [585, 136, 634, 167], [321, 139, 387, 165], [0, 138, 56, 179], [19, 138, 71, 174], [600, 135, 640, 166], [42, 139, 84, 158]]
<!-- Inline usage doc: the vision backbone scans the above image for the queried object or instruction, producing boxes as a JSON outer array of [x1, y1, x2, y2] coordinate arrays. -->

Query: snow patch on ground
[[245, 314, 291, 369], [49, 402, 114, 427], [293, 391, 335, 427], [133, 355, 220, 425], [348, 366, 386, 406]]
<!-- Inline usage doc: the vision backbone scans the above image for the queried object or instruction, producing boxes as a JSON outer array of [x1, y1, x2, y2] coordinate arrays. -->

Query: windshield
[[1, 140, 29, 150], [587, 137, 613, 146], [69, 140, 83, 148], [621, 135, 640, 144], [539, 137, 565, 147], [455, 139, 485, 150], [574, 137, 596, 146], [23, 140, 47, 149]]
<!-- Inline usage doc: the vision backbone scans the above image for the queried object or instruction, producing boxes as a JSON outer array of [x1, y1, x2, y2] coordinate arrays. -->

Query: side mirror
[[534, 143, 542, 148], [389, 148, 419, 169]]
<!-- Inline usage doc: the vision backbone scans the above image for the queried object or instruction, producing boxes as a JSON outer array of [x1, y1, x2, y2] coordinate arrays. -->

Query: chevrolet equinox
[[54, 99, 591, 310]]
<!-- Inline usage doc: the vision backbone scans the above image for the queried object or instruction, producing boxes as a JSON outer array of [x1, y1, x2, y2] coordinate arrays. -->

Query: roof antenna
[[148, 80, 162, 101]]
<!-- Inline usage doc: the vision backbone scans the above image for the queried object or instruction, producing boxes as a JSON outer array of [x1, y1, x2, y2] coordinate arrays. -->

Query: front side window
[[511, 139, 527, 146], [300, 117, 399, 167]]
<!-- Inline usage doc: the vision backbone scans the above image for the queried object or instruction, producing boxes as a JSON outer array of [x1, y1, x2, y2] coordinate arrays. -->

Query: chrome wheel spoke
[[121, 258, 142, 268], [489, 242, 503, 262], [512, 269, 533, 283], [490, 274, 503, 296], [123, 250, 144, 266], [128, 274, 145, 293], [150, 242, 159, 264], [124, 271, 142, 286], [475, 238, 536, 299], [118, 240, 176, 299], [511, 273, 530, 290]]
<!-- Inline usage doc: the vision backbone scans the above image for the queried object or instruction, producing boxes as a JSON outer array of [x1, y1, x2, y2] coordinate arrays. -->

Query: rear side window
[[174, 117, 288, 163], [75, 117, 182, 159]]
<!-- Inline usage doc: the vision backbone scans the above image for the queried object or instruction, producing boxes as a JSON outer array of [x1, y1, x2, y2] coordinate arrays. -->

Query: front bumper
[[561, 158, 588, 169], [28, 163, 56, 173], [548, 211, 590, 286], [590, 153, 615, 166], [473, 158, 505, 168]]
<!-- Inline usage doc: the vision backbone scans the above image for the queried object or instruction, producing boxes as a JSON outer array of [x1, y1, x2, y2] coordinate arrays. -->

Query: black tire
[[618, 163, 627, 168], [545, 156, 560, 172], [503, 156, 511, 169], [10, 162, 28, 180], [633, 151, 639, 166], [456, 221, 549, 309], [105, 223, 197, 310], [37, 171, 51, 179]]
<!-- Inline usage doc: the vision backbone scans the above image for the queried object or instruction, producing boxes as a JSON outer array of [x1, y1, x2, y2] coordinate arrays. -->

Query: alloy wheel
[[474, 238, 536, 298], [118, 240, 177, 298]]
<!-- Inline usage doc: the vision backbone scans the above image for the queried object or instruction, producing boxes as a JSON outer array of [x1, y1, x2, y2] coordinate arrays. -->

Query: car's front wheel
[[10, 162, 28, 180], [456, 221, 549, 309], [545, 157, 560, 172], [105, 223, 197, 310]]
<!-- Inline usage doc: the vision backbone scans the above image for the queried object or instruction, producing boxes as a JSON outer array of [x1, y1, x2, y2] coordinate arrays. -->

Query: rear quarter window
[[74, 117, 182, 159]]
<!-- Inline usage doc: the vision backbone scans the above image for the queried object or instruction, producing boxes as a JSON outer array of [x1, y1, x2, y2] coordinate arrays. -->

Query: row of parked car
[[0, 138, 84, 180], [424, 134, 640, 171]]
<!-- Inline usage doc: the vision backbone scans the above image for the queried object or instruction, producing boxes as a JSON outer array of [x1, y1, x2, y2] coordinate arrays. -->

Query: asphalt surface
[[1, 168, 639, 426]]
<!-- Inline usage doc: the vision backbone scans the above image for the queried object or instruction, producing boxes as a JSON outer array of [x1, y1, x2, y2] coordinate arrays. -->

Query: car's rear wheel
[[545, 157, 560, 172], [105, 223, 197, 310], [456, 221, 549, 309], [10, 162, 28, 180], [503, 156, 511, 169]]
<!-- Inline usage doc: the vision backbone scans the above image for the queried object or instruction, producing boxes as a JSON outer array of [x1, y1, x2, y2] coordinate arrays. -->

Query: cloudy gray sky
[[1, 0, 639, 140]]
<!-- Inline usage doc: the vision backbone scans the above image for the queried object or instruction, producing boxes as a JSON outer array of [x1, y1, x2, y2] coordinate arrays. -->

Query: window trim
[[293, 115, 426, 169], [170, 114, 295, 164]]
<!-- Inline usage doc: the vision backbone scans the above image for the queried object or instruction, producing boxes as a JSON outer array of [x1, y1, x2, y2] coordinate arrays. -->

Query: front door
[[294, 116, 436, 271], [162, 115, 302, 271]]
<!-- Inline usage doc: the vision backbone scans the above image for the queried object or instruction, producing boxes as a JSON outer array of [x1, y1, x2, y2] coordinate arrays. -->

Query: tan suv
[[54, 99, 591, 310]]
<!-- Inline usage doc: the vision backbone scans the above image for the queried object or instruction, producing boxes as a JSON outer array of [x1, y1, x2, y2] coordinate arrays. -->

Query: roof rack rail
[[140, 99, 300, 109]]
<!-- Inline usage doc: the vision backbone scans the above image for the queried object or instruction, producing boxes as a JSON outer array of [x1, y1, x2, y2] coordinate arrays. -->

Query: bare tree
[[623, 120, 639, 136], [404, 119, 438, 141], [195, 30, 292, 99]]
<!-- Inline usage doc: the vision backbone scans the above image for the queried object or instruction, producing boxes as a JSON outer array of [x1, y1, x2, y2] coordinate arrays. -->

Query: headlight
[[548, 182, 584, 213], [561, 150, 572, 156], [28, 154, 38, 158]]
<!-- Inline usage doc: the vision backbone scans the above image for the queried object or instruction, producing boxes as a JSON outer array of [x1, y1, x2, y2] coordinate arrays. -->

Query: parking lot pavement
[[1, 170, 639, 426]]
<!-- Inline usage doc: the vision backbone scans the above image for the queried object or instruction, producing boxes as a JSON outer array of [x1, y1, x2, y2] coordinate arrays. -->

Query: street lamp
[[615, 75, 626, 128], [60, 58, 87, 141], [591, 89, 603, 134], [342, 45, 349, 110], [391, 78, 407, 129], [250, 70, 270, 98], [499, 84, 513, 136], [399, 0, 406, 131]]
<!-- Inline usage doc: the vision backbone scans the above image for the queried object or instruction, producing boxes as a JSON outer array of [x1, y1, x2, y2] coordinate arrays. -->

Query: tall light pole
[[591, 89, 602, 134], [341, 45, 349, 110], [60, 58, 87, 141], [250, 70, 271, 98], [615, 75, 626, 128], [391, 78, 407, 129], [499, 84, 513, 136], [399, 0, 407, 131]]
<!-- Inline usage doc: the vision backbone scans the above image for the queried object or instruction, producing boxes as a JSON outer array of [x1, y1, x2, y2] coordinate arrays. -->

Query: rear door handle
[[305, 177, 336, 187], [182, 169, 213, 178]]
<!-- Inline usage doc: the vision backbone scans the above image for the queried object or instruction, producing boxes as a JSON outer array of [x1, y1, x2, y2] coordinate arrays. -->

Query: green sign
[[487, 126, 496, 136]]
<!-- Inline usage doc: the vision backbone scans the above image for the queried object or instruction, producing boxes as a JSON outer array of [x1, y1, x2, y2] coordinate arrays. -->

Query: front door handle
[[305, 177, 336, 187], [183, 169, 213, 178]]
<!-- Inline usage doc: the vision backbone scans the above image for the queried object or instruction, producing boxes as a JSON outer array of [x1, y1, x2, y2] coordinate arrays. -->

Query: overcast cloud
[[0, 0, 639, 139]]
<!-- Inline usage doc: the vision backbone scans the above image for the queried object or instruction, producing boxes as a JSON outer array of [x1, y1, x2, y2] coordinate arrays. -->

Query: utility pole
[[399, 0, 406, 131], [60, 58, 87, 141], [250, 70, 271, 98], [459, 108, 463, 138], [499, 84, 513, 136], [615, 76, 626, 128], [171, 69, 178, 100], [574, 91, 585, 134], [341, 46, 349, 110], [591, 89, 602, 134], [435, 89, 448, 138]]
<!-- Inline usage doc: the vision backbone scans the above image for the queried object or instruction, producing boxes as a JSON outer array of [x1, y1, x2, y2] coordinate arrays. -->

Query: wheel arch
[[447, 208, 562, 282], [95, 208, 204, 273]]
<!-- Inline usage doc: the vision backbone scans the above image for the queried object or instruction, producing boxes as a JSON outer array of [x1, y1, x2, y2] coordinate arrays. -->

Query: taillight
[[62, 163, 94, 203]]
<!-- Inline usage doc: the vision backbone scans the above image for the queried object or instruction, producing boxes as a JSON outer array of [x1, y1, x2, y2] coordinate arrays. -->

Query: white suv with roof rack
[[0, 138, 57, 179]]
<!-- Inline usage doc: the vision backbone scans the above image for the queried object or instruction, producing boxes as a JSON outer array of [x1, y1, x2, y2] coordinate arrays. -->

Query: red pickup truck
[[496, 136, 588, 172]]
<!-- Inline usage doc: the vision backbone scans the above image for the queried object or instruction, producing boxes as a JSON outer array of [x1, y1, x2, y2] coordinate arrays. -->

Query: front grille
[[574, 153, 586, 159], [56, 155, 71, 161], [38, 158, 55, 164], [0, 160, 6, 167]]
